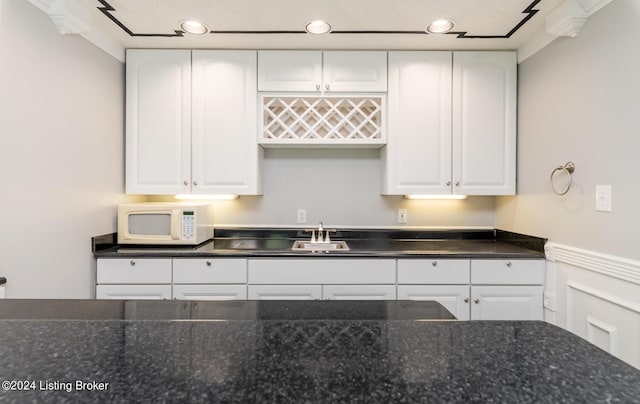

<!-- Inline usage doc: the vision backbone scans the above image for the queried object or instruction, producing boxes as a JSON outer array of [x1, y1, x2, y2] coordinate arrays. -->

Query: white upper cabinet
[[384, 51, 517, 196], [322, 51, 387, 92], [125, 49, 261, 195], [453, 52, 517, 195], [383, 51, 452, 195], [258, 51, 322, 92], [258, 50, 387, 92], [125, 49, 191, 194], [191, 50, 261, 195]]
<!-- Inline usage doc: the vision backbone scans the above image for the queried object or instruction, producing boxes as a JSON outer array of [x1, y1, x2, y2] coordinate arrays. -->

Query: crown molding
[[27, 0, 125, 62], [518, 0, 612, 62]]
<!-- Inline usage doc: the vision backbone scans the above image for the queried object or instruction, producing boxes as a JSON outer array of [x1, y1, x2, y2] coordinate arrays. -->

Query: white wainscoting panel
[[546, 242, 640, 369]]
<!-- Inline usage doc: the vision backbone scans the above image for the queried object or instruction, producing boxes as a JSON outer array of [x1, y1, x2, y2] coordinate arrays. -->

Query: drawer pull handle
[[432, 261, 437, 267], [206, 261, 212, 266], [474, 299, 480, 304], [464, 298, 469, 303], [506, 261, 512, 267], [129, 260, 136, 266], [316, 84, 321, 90]]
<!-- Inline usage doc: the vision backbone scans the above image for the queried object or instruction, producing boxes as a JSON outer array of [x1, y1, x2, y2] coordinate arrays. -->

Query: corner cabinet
[[383, 51, 517, 196], [125, 49, 261, 195]]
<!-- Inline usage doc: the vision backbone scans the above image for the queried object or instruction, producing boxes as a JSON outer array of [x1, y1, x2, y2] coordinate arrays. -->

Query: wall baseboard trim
[[545, 243, 640, 285]]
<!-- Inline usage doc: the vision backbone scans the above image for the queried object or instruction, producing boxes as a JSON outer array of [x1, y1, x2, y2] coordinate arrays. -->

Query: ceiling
[[88, 0, 564, 51], [30, 0, 613, 62]]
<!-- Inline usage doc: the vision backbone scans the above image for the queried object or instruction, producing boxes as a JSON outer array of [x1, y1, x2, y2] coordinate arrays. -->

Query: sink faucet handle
[[324, 229, 336, 243]]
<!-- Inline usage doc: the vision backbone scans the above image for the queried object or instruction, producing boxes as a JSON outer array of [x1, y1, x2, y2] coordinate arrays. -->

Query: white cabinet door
[[453, 52, 517, 195], [471, 285, 544, 320], [322, 51, 387, 92], [125, 49, 191, 194], [384, 51, 452, 195], [248, 285, 322, 300], [173, 285, 247, 300], [258, 51, 322, 92], [192, 50, 261, 195], [398, 285, 470, 320], [97, 258, 172, 284], [96, 285, 172, 300], [323, 285, 396, 300], [173, 258, 247, 284]]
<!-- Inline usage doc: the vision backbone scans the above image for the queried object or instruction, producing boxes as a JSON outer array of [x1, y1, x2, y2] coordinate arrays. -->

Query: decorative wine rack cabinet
[[259, 95, 386, 147]]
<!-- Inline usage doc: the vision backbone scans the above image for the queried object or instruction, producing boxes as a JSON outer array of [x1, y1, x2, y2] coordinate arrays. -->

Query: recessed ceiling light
[[180, 20, 209, 35], [426, 19, 455, 34], [305, 20, 332, 35]]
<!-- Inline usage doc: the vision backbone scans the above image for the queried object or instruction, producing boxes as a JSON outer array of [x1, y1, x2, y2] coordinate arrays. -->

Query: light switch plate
[[595, 185, 612, 212]]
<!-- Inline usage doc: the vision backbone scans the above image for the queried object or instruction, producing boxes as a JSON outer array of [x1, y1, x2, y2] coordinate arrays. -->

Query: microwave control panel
[[182, 211, 195, 240]]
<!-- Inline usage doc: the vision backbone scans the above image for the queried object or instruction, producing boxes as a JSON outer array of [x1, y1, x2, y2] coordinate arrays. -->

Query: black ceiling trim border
[[97, 0, 541, 39]]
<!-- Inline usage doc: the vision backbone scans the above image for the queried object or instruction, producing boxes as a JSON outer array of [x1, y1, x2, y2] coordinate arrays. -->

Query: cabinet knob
[[206, 260, 212, 266], [455, 181, 460, 186], [431, 261, 437, 267], [193, 181, 198, 186], [446, 181, 451, 186], [506, 261, 512, 267], [129, 260, 136, 266], [464, 298, 469, 303], [325, 84, 330, 90], [474, 299, 480, 304], [316, 84, 321, 90], [183, 180, 189, 186]]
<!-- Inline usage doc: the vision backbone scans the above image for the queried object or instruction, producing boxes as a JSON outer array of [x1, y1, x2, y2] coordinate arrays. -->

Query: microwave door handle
[[170, 210, 182, 240]]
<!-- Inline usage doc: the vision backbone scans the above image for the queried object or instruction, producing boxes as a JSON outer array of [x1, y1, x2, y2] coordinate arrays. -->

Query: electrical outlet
[[297, 209, 307, 224], [397, 209, 408, 224], [595, 185, 612, 212]]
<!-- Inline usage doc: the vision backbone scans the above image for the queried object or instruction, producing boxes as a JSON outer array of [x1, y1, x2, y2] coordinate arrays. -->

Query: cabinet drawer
[[173, 284, 247, 300], [97, 259, 172, 284], [323, 285, 396, 300], [173, 259, 247, 284], [248, 285, 322, 300], [398, 259, 470, 284], [96, 285, 171, 300], [471, 259, 545, 285], [248, 259, 396, 284]]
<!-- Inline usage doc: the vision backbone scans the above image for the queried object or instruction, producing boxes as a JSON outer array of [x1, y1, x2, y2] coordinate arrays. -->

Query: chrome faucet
[[304, 221, 336, 244]]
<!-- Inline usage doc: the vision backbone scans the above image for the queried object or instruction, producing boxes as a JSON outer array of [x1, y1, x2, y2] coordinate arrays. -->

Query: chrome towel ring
[[550, 162, 575, 195]]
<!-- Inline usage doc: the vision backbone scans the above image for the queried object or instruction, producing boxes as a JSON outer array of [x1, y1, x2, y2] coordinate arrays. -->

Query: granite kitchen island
[[1, 300, 639, 403]]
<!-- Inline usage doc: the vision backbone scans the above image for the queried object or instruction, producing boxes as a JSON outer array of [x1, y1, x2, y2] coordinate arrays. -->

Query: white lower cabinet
[[172, 258, 247, 300], [470, 285, 544, 320], [248, 285, 322, 300], [398, 258, 545, 320], [96, 257, 544, 315], [247, 259, 396, 300], [96, 285, 172, 300], [323, 285, 396, 300], [398, 285, 470, 320], [97, 258, 172, 300], [173, 285, 247, 300]]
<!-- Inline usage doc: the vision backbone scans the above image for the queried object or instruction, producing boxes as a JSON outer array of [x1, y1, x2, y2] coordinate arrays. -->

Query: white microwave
[[117, 202, 213, 245]]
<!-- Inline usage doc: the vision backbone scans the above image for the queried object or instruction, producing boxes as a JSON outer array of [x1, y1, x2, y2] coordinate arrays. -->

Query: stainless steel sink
[[291, 240, 350, 252]]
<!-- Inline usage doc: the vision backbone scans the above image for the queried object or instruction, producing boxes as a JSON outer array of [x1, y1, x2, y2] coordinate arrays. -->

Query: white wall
[[0, 0, 129, 298], [496, 0, 640, 260], [153, 148, 497, 228]]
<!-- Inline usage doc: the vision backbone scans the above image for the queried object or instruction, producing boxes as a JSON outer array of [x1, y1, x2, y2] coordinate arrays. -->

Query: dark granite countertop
[[1, 300, 638, 403], [93, 228, 546, 259]]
